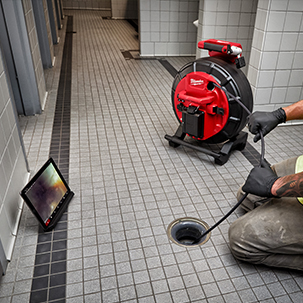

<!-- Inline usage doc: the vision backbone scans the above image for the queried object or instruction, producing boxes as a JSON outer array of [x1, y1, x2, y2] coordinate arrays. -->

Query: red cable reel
[[166, 39, 253, 164]]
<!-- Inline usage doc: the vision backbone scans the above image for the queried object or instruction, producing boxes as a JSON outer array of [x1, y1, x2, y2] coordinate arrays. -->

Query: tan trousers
[[229, 157, 303, 271]]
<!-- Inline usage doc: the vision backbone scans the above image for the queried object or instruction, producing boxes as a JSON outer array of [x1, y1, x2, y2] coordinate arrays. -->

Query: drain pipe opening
[[167, 217, 211, 247]]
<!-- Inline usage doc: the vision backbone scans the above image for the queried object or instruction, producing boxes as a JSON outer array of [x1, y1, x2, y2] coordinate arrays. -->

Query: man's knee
[[228, 216, 266, 264]]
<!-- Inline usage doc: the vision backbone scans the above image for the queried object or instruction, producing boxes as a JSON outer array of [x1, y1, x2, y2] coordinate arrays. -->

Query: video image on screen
[[25, 163, 68, 223]]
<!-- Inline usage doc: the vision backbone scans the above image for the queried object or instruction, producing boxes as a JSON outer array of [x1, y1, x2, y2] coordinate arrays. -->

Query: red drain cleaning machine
[[165, 39, 253, 165]]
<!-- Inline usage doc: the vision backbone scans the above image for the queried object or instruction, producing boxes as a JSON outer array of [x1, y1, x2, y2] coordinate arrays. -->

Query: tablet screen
[[23, 162, 68, 225]]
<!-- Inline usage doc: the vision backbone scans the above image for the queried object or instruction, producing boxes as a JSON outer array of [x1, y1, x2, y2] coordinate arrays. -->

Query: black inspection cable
[[191, 82, 266, 245]]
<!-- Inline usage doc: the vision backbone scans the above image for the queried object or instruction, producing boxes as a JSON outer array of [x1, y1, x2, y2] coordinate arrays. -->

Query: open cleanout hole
[[167, 217, 211, 247]]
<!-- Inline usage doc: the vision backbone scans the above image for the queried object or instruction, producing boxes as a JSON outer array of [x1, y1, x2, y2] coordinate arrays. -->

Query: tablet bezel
[[20, 158, 73, 231]]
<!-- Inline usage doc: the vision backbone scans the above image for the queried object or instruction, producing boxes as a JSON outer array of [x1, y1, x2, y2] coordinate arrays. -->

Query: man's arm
[[283, 99, 303, 121], [271, 171, 303, 197], [247, 99, 303, 142]]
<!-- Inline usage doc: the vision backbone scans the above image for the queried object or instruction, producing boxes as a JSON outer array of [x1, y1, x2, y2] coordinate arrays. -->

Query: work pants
[[229, 156, 303, 271]]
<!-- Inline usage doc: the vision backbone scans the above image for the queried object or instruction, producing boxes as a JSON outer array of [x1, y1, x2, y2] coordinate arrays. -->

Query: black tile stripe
[[160, 59, 262, 164], [158, 58, 178, 78], [30, 16, 73, 303]]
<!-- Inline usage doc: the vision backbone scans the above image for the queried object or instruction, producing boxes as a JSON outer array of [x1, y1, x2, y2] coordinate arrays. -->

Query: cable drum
[[171, 56, 253, 144]]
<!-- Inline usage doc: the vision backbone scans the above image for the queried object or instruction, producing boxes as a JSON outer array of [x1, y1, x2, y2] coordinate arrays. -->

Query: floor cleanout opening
[[167, 217, 211, 247]]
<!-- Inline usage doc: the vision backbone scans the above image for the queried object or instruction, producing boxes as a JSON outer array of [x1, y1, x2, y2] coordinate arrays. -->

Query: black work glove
[[242, 161, 279, 197], [248, 108, 286, 142]]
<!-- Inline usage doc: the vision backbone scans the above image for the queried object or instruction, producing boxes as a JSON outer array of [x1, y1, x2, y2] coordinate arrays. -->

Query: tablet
[[20, 158, 74, 231]]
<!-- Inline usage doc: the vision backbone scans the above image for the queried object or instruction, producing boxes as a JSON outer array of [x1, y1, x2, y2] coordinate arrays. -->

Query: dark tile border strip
[[126, 19, 138, 32], [158, 58, 178, 78], [159, 58, 262, 164], [30, 15, 73, 303]]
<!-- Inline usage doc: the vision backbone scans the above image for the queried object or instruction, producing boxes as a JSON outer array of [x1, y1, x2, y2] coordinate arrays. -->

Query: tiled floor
[[1, 10, 303, 303]]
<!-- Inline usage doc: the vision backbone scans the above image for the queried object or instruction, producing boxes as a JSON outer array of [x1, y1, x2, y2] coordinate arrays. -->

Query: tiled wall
[[111, 0, 138, 19], [140, 0, 199, 56], [0, 48, 28, 261], [62, 0, 111, 11], [248, 0, 303, 112], [22, 0, 47, 110], [197, 0, 258, 75]]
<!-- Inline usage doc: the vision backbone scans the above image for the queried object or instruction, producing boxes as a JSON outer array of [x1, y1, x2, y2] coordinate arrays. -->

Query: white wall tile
[[286, 86, 301, 101], [287, 0, 303, 12], [254, 87, 273, 104], [273, 70, 291, 87], [179, 42, 195, 55], [226, 26, 239, 39], [241, 0, 255, 12], [277, 52, 295, 69], [202, 12, 217, 25], [228, 13, 240, 26], [203, 25, 216, 38], [247, 65, 258, 86], [160, 0, 169, 11], [239, 13, 253, 26], [216, 12, 229, 26], [217, 0, 230, 12], [160, 32, 169, 41], [271, 87, 287, 103], [169, 32, 179, 42], [141, 21, 151, 32], [167, 42, 180, 55], [258, 0, 271, 10], [140, 0, 198, 56], [160, 11, 169, 22], [140, 42, 155, 56], [140, 32, 151, 42], [267, 11, 286, 32], [293, 52, 303, 68], [170, 0, 179, 12], [260, 51, 278, 69], [215, 26, 227, 38], [257, 70, 275, 87], [254, 8, 268, 30], [151, 32, 160, 42], [296, 33, 303, 50], [263, 32, 282, 51], [280, 33, 298, 51], [289, 70, 303, 86], [155, 42, 167, 55], [270, 0, 288, 11], [169, 11, 178, 21], [151, 21, 160, 31], [204, 0, 218, 12], [229, 0, 242, 12], [284, 12, 302, 32], [141, 10, 150, 21]]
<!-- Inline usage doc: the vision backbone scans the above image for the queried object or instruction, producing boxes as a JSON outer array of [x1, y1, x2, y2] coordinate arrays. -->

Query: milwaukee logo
[[190, 79, 204, 86]]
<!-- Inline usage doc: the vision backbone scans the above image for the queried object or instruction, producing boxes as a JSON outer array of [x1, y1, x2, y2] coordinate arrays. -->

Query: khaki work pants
[[229, 157, 303, 271]]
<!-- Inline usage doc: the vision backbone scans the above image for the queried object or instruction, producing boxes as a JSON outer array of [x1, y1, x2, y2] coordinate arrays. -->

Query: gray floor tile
[[1, 8, 302, 303]]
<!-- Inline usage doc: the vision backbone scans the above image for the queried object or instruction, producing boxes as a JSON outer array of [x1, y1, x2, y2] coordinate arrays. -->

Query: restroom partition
[[0, 0, 47, 115], [31, 0, 55, 69], [47, 0, 60, 44]]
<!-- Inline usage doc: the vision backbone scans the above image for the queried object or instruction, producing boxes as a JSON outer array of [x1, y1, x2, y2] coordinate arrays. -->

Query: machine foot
[[165, 129, 248, 166]]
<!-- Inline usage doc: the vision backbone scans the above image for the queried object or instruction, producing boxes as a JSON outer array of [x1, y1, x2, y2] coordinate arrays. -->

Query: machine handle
[[178, 92, 214, 105], [201, 42, 232, 54]]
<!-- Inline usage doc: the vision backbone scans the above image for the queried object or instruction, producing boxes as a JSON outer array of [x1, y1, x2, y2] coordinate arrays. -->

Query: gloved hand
[[242, 161, 279, 197], [248, 108, 286, 142]]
